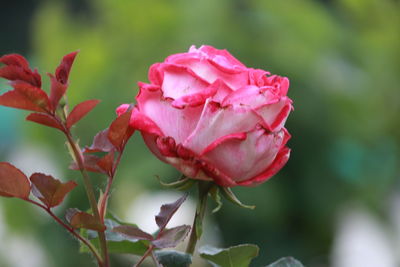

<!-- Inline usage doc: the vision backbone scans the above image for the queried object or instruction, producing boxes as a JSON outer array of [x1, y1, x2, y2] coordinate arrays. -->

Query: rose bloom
[[118, 45, 292, 187]]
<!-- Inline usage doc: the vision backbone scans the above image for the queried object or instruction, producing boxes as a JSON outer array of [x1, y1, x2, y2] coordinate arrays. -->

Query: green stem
[[185, 181, 212, 255], [65, 131, 110, 267]]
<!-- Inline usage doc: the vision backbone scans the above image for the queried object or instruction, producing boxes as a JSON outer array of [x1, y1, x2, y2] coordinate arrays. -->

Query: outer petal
[[201, 127, 288, 182], [137, 85, 203, 144], [183, 99, 264, 154], [163, 53, 249, 91], [237, 146, 291, 186], [160, 64, 210, 100]]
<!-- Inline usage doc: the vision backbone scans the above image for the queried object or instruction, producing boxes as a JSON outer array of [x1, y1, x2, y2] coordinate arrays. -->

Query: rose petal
[[137, 88, 203, 144], [183, 99, 263, 154], [202, 127, 287, 181], [237, 146, 291, 186]]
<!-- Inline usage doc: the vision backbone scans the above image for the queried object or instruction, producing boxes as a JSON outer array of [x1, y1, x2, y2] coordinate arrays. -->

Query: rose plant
[[0, 46, 302, 267]]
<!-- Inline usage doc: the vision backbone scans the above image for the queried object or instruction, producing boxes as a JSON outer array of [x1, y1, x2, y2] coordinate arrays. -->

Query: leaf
[[199, 244, 259, 267], [66, 208, 106, 231], [0, 162, 31, 199], [220, 187, 255, 210], [152, 225, 191, 249], [55, 51, 78, 85], [29, 173, 77, 208], [0, 89, 44, 112], [155, 193, 188, 231], [108, 107, 133, 150], [0, 54, 30, 68], [96, 151, 115, 173], [266, 257, 305, 267], [80, 216, 148, 255], [209, 186, 223, 213], [66, 99, 100, 128], [84, 128, 114, 153], [69, 154, 104, 173], [0, 54, 41, 87], [11, 81, 50, 111], [48, 73, 67, 110], [112, 225, 153, 241], [155, 250, 192, 267], [26, 113, 64, 131]]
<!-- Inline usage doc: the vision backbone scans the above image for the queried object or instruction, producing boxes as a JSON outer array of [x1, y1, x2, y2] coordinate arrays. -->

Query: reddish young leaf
[[66, 99, 100, 129], [69, 154, 104, 173], [66, 208, 106, 231], [84, 128, 114, 153], [55, 51, 78, 85], [0, 54, 41, 87], [30, 173, 77, 208], [112, 225, 153, 241], [96, 151, 114, 173], [0, 89, 44, 112], [155, 193, 188, 231], [26, 113, 64, 131], [48, 73, 67, 111], [152, 225, 191, 248], [108, 108, 133, 150], [0, 54, 29, 68], [10, 81, 50, 111], [0, 162, 31, 199]]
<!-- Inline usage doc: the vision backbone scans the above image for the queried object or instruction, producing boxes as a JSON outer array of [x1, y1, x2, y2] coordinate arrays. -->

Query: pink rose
[[118, 45, 292, 187]]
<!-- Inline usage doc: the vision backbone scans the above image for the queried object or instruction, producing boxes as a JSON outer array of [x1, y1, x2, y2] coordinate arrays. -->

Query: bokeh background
[[0, 0, 399, 266]]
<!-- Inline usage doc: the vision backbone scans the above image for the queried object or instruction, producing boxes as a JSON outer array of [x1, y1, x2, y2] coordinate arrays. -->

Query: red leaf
[[48, 73, 67, 111], [0, 54, 29, 68], [155, 193, 188, 231], [66, 99, 100, 129], [0, 89, 44, 112], [152, 225, 191, 248], [96, 151, 114, 173], [30, 173, 77, 208], [66, 208, 106, 231], [69, 154, 104, 173], [84, 128, 114, 153], [112, 225, 153, 241], [11, 81, 50, 111], [56, 51, 78, 85], [108, 108, 133, 150], [0, 54, 41, 87], [0, 162, 31, 199], [26, 113, 64, 131]]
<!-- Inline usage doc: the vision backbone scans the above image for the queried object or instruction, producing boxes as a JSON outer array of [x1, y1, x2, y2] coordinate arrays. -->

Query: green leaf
[[266, 257, 305, 267], [199, 244, 259, 267], [155, 250, 192, 267], [152, 225, 191, 248], [220, 187, 255, 210]]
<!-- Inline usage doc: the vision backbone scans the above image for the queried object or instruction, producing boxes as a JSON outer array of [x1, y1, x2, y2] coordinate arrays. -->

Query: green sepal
[[220, 187, 255, 210], [209, 186, 223, 213], [156, 175, 196, 191]]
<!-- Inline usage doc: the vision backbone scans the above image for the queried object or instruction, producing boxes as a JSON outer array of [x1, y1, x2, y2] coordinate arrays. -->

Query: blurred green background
[[0, 0, 399, 266]]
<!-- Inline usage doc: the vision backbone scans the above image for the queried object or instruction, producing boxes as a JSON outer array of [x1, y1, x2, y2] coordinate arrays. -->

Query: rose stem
[[186, 181, 212, 255], [26, 199, 104, 267], [64, 130, 110, 267]]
